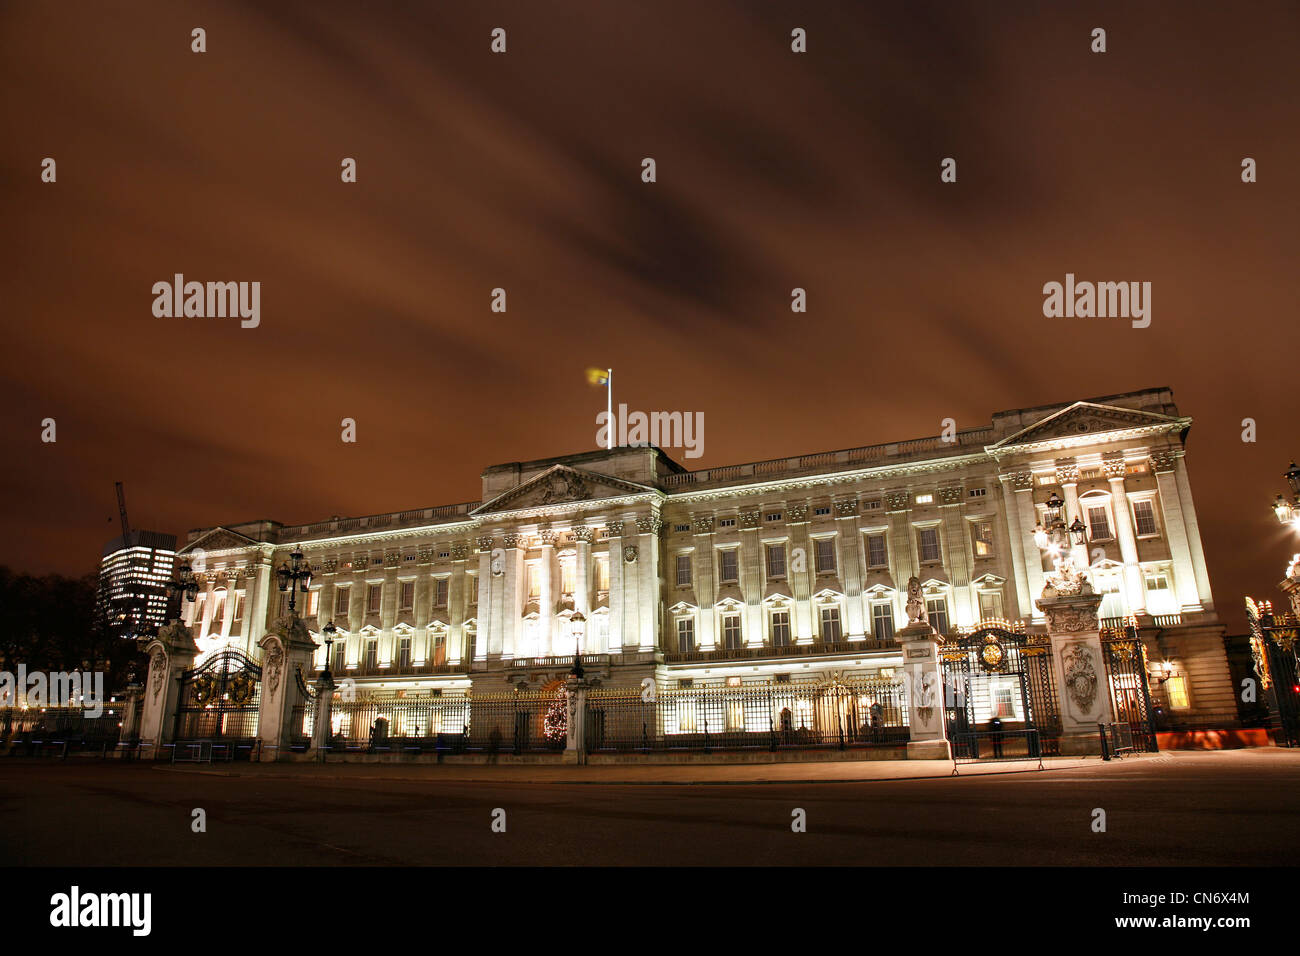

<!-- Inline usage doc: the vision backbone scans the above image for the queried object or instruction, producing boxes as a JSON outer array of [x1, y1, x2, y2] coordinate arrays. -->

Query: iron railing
[[1, 706, 124, 756], [584, 678, 909, 753]]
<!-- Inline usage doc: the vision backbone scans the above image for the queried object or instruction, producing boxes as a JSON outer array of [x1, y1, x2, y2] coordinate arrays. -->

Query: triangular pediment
[[990, 402, 1186, 452], [179, 527, 260, 554], [471, 464, 658, 517]]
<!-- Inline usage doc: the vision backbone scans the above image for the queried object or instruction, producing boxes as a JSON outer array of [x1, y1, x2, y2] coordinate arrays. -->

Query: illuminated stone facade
[[176, 387, 1232, 720]]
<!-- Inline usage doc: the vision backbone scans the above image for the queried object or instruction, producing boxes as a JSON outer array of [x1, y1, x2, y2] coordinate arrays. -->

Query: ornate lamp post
[[1033, 491, 1091, 594], [321, 620, 338, 682], [165, 559, 200, 622], [569, 611, 586, 679], [1272, 461, 1300, 531], [276, 547, 313, 616]]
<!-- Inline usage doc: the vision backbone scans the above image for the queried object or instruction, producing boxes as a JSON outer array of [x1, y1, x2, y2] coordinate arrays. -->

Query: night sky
[[2, 2, 1297, 633]]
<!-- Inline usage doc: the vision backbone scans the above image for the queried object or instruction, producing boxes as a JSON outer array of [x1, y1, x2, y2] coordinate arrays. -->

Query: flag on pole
[[587, 367, 613, 449], [585, 367, 610, 386]]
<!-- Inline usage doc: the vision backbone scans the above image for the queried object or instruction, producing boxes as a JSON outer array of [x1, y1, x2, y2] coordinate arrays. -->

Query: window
[[1087, 505, 1113, 541], [674, 524, 690, 533], [432, 630, 447, 666], [527, 564, 540, 598], [866, 534, 887, 567], [1133, 500, 1158, 536], [397, 635, 412, 668], [722, 614, 743, 650], [969, 488, 987, 498], [766, 544, 786, 578], [335, 587, 350, 616], [363, 637, 378, 669], [972, 521, 993, 557], [719, 550, 739, 583], [771, 610, 791, 647], [676, 617, 695, 653], [332, 639, 346, 672], [367, 584, 382, 614], [306, 590, 320, 616], [718, 517, 737, 528], [814, 538, 836, 574], [468, 575, 479, 604], [918, 527, 941, 563], [872, 603, 895, 641], [978, 590, 1004, 621], [595, 556, 609, 591], [765, 512, 783, 522], [400, 581, 415, 610], [992, 684, 1017, 719], [820, 606, 842, 642], [814, 506, 831, 516], [233, 593, 244, 621], [1166, 675, 1190, 709], [925, 597, 950, 636], [560, 560, 576, 594], [435, 578, 449, 607], [915, 494, 934, 505], [676, 554, 692, 587]]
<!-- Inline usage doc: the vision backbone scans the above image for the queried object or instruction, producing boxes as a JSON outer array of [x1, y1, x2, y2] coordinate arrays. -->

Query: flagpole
[[606, 368, 613, 449]]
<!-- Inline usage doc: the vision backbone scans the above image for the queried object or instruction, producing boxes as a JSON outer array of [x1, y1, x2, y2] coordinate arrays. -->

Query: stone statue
[[905, 576, 928, 625]]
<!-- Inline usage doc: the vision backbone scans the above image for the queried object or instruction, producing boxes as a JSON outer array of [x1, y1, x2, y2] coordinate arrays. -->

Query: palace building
[[175, 387, 1233, 724]]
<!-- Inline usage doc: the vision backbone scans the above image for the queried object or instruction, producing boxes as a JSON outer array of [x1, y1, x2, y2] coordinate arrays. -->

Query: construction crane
[[115, 480, 132, 545]]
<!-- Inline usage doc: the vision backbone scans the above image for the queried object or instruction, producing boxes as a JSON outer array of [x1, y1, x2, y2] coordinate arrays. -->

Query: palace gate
[[1099, 623, 1159, 752], [173, 648, 262, 760], [941, 624, 1061, 759]]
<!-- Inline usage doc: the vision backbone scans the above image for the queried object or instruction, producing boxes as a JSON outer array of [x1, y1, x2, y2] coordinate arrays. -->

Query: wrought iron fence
[[584, 678, 909, 753], [1, 706, 124, 756]]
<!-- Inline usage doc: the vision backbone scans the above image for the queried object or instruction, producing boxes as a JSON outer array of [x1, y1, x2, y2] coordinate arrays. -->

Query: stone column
[[563, 675, 590, 765], [1056, 459, 1090, 576], [885, 491, 916, 628], [500, 532, 523, 658], [1150, 451, 1202, 612], [835, 500, 867, 640], [636, 515, 661, 651], [245, 551, 274, 657], [138, 621, 199, 758], [1012, 477, 1048, 619], [476, 537, 494, 659], [1035, 588, 1113, 755], [309, 672, 335, 761], [257, 616, 318, 762], [998, 474, 1034, 619], [607, 521, 625, 652], [939, 485, 975, 627], [449, 544, 468, 665], [740, 511, 765, 646], [896, 618, 950, 760], [692, 517, 718, 649], [539, 530, 555, 656], [1105, 457, 1145, 614], [1172, 455, 1214, 610], [573, 526, 593, 619]]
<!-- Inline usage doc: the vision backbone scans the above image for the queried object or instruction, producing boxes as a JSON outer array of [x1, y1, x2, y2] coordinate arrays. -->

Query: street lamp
[[569, 611, 586, 679], [276, 547, 313, 615], [1272, 462, 1300, 529], [165, 559, 200, 622], [1033, 490, 1090, 594], [321, 620, 338, 682]]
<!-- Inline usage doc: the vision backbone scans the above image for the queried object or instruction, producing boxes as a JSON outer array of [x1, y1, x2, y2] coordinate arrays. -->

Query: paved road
[[2, 749, 1297, 866]]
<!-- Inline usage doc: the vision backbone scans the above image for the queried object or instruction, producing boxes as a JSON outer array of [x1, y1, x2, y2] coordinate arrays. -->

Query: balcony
[[335, 660, 467, 679], [662, 639, 897, 665]]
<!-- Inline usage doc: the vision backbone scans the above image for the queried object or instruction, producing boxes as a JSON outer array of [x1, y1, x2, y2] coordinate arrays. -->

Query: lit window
[[771, 610, 791, 647], [978, 590, 1003, 620], [1088, 505, 1112, 540], [925, 597, 950, 635], [676, 554, 692, 587], [820, 605, 842, 642], [972, 521, 994, 557], [872, 603, 895, 640], [766, 544, 787, 578], [722, 614, 743, 650], [918, 527, 941, 563], [915, 494, 934, 505], [1133, 500, 1158, 536], [306, 590, 320, 616], [398, 635, 412, 668], [814, 539, 836, 574], [335, 588, 350, 616], [1166, 675, 1190, 709], [363, 638, 378, 669], [676, 617, 695, 653]]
